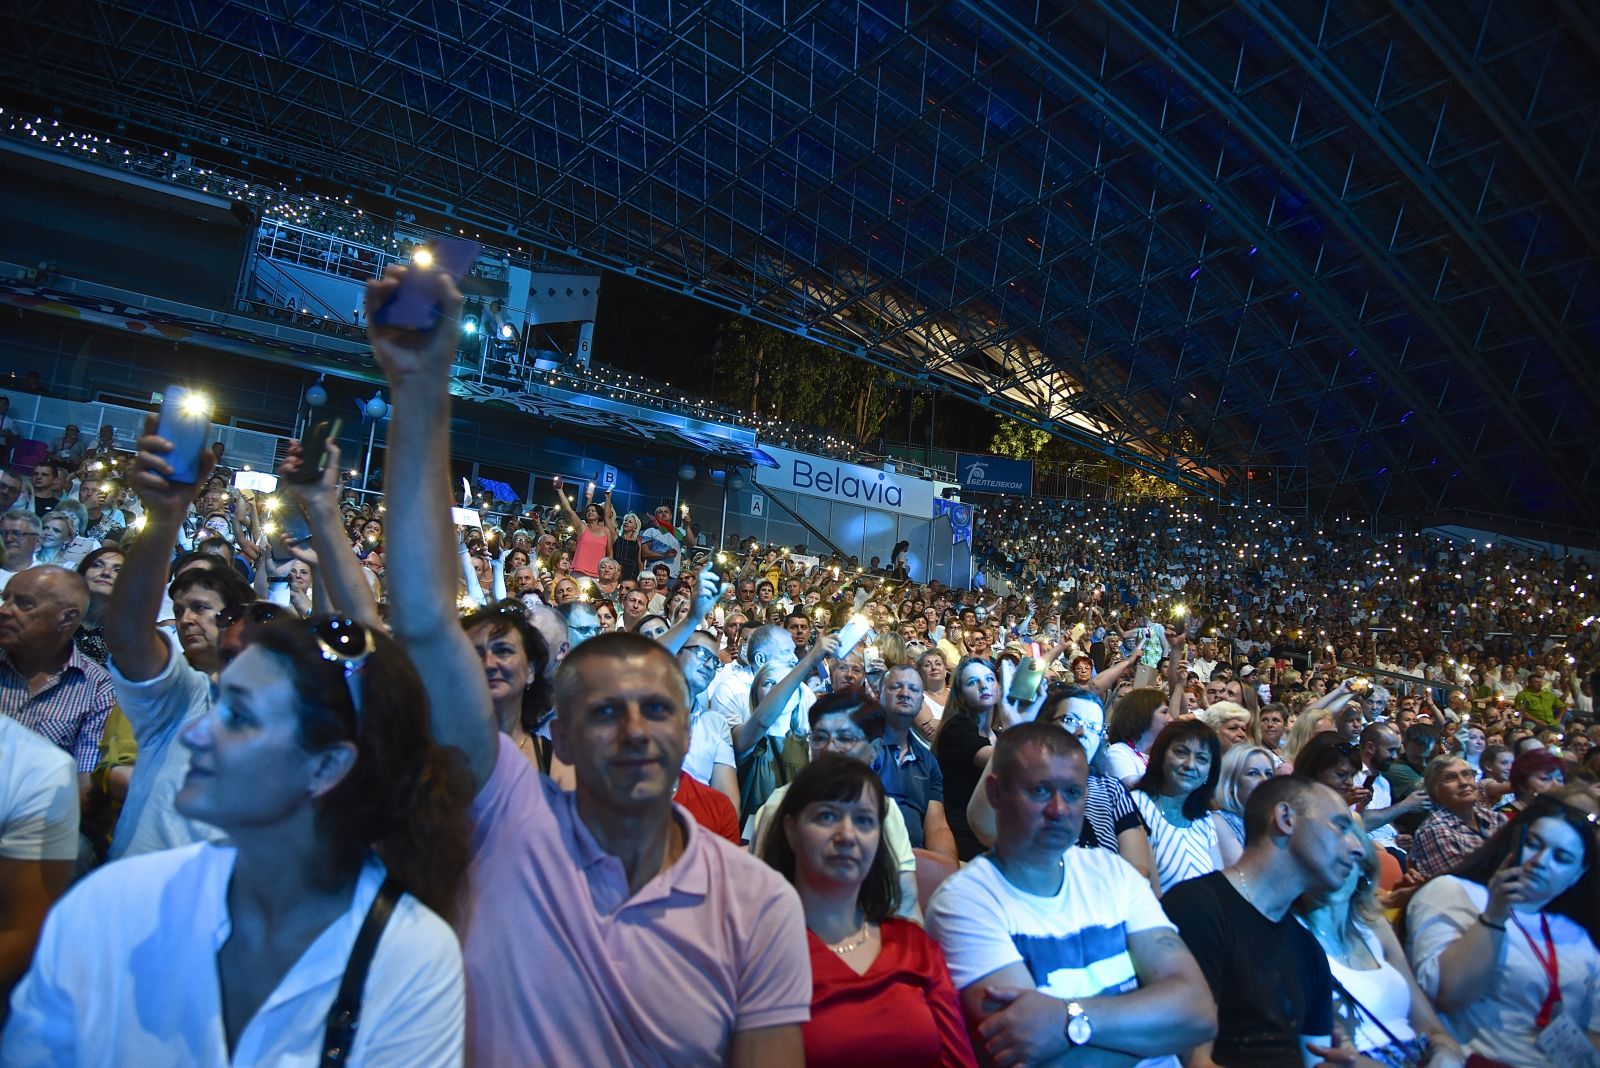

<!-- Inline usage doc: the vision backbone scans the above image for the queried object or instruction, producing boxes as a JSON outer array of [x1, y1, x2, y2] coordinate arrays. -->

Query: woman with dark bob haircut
[[1102, 687, 1173, 788], [3, 616, 477, 1065], [1405, 789, 1600, 1067], [1131, 720, 1225, 894], [759, 755, 975, 1067], [460, 600, 555, 770]]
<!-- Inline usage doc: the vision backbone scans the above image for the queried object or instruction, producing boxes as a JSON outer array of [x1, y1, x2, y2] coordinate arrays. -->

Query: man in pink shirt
[[370, 266, 809, 1067]]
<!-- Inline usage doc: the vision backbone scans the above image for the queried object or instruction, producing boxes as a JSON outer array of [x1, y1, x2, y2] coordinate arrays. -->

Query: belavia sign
[[755, 443, 936, 519]]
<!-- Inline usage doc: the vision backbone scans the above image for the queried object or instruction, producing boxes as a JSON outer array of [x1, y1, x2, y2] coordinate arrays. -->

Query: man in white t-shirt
[[676, 629, 738, 812], [927, 722, 1215, 1067], [0, 714, 77, 998]]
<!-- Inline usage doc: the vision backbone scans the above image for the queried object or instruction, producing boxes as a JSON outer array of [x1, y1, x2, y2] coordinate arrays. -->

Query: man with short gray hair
[[0, 511, 43, 573], [706, 623, 814, 736]]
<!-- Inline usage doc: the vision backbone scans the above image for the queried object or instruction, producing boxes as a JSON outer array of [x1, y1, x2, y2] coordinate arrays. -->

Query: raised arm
[[1091, 651, 1138, 697], [660, 562, 722, 656], [733, 635, 838, 757], [489, 548, 508, 602], [1309, 679, 1353, 713], [365, 267, 498, 790], [105, 415, 216, 681], [280, 440, 381, 630], [1164, 629, 1189, 722], [551, 477, 582, 532]]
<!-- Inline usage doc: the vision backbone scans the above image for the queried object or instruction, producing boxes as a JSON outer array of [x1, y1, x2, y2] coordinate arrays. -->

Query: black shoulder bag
[[320, 876, 403, 1066]]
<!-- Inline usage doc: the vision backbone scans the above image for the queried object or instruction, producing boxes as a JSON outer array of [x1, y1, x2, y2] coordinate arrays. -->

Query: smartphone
[[154, 386, 212, 484], [451, 507, 483, 528], [288, 418, 342, 484], [835, 613, 874, 659], [372, 238, 482, 331], [1008, 656, 1046, 702], [278, 502, 313, 547]]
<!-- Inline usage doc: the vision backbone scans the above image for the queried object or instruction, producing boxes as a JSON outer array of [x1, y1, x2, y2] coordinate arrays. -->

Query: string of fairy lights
[[3, 107, 907, 469]]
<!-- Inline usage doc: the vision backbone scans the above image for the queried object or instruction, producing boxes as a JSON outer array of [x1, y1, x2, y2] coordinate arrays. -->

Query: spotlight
[[499, 324, 515, 340], [461, 316, 478, 336]]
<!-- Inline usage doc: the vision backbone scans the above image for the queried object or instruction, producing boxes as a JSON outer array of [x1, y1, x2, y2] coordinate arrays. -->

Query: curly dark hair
[[249, 618, 475, 919], [461, 600, 553, 735], [758, 754, 899, 922], [1134, 719, 1222, 821]]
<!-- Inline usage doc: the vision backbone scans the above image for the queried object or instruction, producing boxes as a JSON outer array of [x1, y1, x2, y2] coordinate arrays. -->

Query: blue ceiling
[[4, 0, 1597, 527]]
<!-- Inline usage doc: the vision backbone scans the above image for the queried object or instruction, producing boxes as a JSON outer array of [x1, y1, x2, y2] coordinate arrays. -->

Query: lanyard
[[1512, 912, 1561, 1028]]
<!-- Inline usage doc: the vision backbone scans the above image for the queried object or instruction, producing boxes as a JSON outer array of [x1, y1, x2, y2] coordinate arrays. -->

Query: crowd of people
[[0, 265, 1595, 1067]]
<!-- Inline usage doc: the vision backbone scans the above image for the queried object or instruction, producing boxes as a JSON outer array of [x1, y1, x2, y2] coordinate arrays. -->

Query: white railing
[[0, 389, 280, 472]]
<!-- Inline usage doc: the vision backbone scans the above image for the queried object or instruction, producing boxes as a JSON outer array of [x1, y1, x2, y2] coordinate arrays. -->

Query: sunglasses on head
[[311, 616, 376, 721], [462, 599, 529, 624]]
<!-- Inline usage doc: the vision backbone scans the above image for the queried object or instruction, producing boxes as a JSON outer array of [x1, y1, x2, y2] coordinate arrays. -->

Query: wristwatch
[[1064, 1001, 1093, 1047]]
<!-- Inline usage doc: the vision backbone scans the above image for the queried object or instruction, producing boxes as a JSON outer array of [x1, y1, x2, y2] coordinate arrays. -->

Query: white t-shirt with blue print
[[927, 846, 1181, 1068]]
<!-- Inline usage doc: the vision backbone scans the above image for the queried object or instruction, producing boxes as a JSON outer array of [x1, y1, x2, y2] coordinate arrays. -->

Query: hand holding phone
[[287, 419, 343, 485], [154, 386, 212, 485], [371, 238, 481, 331]]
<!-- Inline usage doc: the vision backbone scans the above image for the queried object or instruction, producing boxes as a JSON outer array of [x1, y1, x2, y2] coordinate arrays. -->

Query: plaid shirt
[[0, 643, 116, 773], [1411, 804, 1507, 879]]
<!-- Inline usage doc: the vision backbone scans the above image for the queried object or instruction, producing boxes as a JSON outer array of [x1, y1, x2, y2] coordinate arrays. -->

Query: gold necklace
[[828, 922, 871, 954], [1228, 866, 1254, 905]]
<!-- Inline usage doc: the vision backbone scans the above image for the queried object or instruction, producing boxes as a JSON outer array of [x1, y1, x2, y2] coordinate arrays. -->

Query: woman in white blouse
[[1129, 720, 1226, 894], [3, 618, 475, 1066], [1405, 790, 1600, 1068], [1298, 833, 1465, 1066]]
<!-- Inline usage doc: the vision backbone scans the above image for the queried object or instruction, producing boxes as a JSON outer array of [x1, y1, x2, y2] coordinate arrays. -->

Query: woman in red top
[[551, 475, 614, 578], [760, 755, 976, 1068]]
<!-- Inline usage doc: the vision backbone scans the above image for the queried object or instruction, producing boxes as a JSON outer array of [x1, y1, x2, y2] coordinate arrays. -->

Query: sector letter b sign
[[956, 453, 1033, 495]]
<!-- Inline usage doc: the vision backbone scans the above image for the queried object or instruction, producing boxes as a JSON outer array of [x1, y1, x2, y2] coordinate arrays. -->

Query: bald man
[[0, 566, 116, 794]]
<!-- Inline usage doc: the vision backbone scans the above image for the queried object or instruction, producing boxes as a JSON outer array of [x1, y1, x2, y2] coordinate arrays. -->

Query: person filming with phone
[[1405, 789, 1600, 1067]]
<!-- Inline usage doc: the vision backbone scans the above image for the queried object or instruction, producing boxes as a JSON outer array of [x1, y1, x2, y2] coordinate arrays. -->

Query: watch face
[[1067, 1012, 1092, 1045]]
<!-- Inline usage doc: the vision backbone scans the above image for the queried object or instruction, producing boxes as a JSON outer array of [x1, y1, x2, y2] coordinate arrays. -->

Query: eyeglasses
[[680, 644, 720, 666], [812, 731, 868, 747], [217, 601, 288, 629], [1053, 711, 1108, 738], [312, 617, 376, 721], [0, 528, 37, 542]]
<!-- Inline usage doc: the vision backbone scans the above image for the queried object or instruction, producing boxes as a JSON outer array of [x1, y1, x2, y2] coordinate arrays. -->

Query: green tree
[[711, 318, 912, 443]]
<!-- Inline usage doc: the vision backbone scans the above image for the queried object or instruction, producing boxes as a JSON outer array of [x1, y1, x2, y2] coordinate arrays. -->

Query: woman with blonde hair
[[1298, 832, 1464, 1067], [1280, 708, 1336, 774], [876, 631, 912, 670], [1212, 744, 1276, 865]]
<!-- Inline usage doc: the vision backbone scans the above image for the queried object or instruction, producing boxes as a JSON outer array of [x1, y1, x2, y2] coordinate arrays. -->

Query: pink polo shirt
[[461, 734, 810, 1066]]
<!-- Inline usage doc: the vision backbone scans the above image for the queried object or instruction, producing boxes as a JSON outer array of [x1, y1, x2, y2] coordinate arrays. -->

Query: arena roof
[[4, 0, 1598, 527]]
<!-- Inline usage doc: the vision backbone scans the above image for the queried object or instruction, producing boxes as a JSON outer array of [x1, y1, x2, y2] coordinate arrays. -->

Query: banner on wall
[[955, 452, 1033, 495], [755, 443, 936, 519]]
